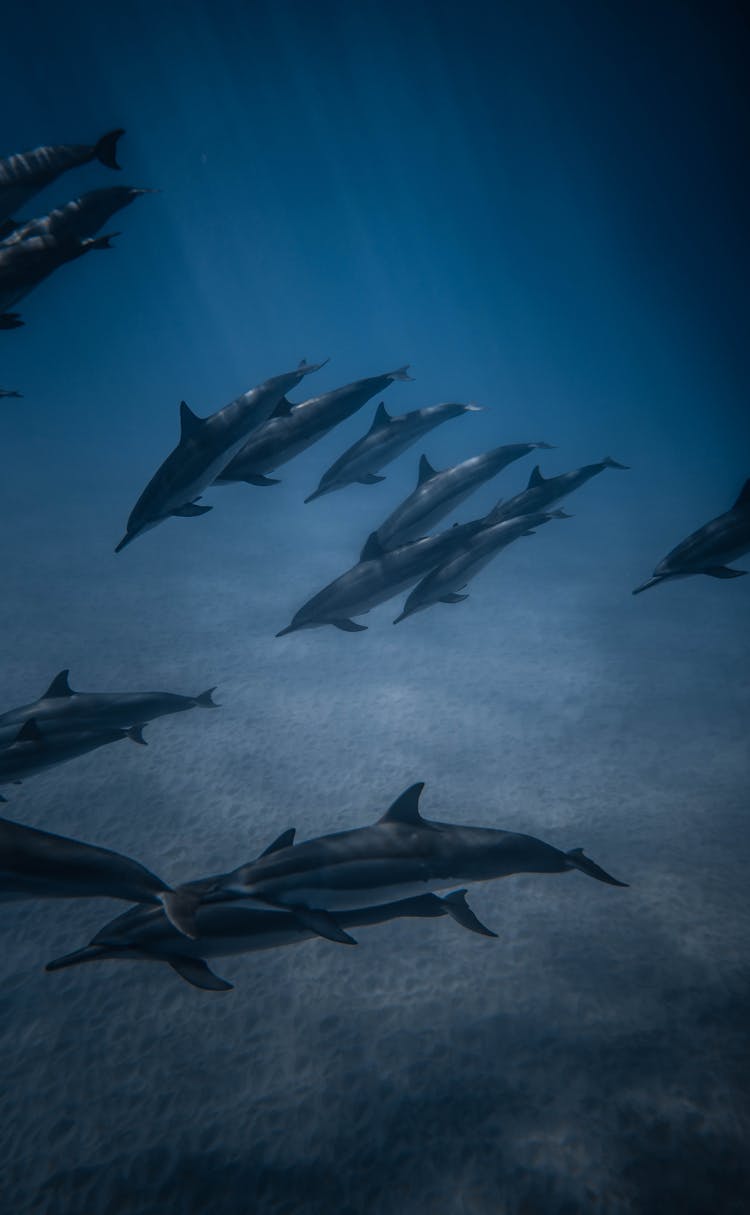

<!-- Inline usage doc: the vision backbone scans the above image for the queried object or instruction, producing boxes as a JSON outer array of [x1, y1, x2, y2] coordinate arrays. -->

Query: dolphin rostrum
[[489, 456, 629, 523], [633, 477, 750, 594], [374, 442, 554, 549], [115, 359, 326, 551], [0, 718, 146, 797], [0, 130, 125, 224], [305, 401, 483, 502], [0, 669, 217, 731], [45, 829, 495, 990], [394, 510, 570, 622], [0, 230, 117, 327], [214, 366, 413, 487], [190, 783, 625, 945], [1, 186, 156, 246], [276, 517, 495, 634], [0, 388, 22, 398], [0, 814, 196, 936]]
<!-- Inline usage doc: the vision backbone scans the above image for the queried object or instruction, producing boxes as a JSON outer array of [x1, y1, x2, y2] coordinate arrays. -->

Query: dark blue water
[[1, 3, 748, 1212]]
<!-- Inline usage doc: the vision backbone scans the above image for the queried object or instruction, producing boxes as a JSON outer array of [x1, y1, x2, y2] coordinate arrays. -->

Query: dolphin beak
[[45, 945, 107, 971], [114, 532, 135, 553], [304, 488, 327, 504], [464, 404, 485, 412], [275, 623, 299, 637], [392, 611, 409, 624], [632, 576, 664, 596]]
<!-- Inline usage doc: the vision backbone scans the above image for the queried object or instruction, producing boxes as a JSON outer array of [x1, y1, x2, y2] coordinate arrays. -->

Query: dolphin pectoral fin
[[160, 889, 201, 938], [170, 502, 213, 517], [167, 957, 233, 991], [705, 566, 747, 579], [357, 474, 386, 485], [243, 474, 281, 487], [439, 593, 469, 604], [441, 890, 498, 938], [291, 906, 358, 945], [565, 848, 628, 888], [333, 619, 368, 632]]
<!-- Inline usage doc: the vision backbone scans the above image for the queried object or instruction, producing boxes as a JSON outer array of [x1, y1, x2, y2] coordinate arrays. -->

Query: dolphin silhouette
[[633, 478, 750, 594], [0, 129, 125, 224]]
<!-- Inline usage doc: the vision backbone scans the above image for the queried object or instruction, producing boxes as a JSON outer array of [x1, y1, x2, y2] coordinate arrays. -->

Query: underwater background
[[1, 1, 749, 1212]]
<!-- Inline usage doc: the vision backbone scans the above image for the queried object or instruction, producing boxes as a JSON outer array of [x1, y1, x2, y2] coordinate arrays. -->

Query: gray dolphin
[[633, 478, 750, 594], [374, 442, 554, 549], [489, 456, 629, 523], [276, 518, 491, 635], [214, 366, 413, 487], [0, 230, 117, 327], [45, 828, 494, 990], [0, 130, 125, 224], [0, 669, 217, 731], [1, 186, 156, 246], [0, 718, 146, 797], [0, 388, 21, 398], [304, 401, 483, 502], [193, 783, 625, 945], [115, 359, 326, 551], [0, 815, 196, 936], [394, 510, 569, 623]]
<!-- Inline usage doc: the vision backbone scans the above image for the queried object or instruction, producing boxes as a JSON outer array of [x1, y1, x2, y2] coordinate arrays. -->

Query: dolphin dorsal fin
[[17, 718, 43, 743], [527, 465, 546, 489], [270, 396, 294, 419], [378, 782, 428, 827], [43, 669, 74, 699], [179, 400, 204, 443], [418, 454, 439, 485], [732, 478, 750, 511], [259, 828, 296, 857], [360, 531, 385, 562], [369, 401, 391, 431]]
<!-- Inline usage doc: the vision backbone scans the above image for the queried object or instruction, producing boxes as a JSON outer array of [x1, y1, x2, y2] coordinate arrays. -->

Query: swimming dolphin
[[115, 359, 326, 551], [374, 442, 554, 549], [0, 718, 146, 797], [191, 783, 625, 945], [633, 478, 750, 594], [0, 230, 117, 327], [1, 187, 156, 245], [394, 510, 569, 622], [489, 456, 629, 523], [0, 815, 196, 936], [215, 366, 413, 487], [0, 388, 21, 398], [0, 130, 125, 224], [304, 402, 483, 502], [0, 669, 217, 731], [276, 518, 491, 634]]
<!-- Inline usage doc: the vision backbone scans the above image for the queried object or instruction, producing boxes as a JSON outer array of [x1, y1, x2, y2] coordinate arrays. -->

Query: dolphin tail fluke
[[602, 456, 629, 470], [632, 576, 664, 595], [160, 889, 201, 938], [0, 312, 24, 329], [388, 365, 414, 381], [297, 357, 329, 375], [86, 232, 120, 251], [196, 687, 219, 708], [46, 945, 106, 972], [441, 890, 498, 937], [126, 725, 147, 745], [565, 848, 628, 887], [167, 956, 233, 991], [94, 128, 125, 170]]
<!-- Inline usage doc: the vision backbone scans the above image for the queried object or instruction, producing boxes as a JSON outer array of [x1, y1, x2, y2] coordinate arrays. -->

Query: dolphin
[[633, 478, 750, 594], [276, 517, 493, 634], [0, 388, 21, 398], [0, 718, 146, 797], [374, 442, 554, 549], [45, 827, 495, 990], [214, 366, 413, 487], [0, 815, 196, 936], [489, 456, 629, 523], [0, 669, 217, 731], [0, 129, 125, 224], [1, 186, 156, 246], [191, 783, 625, 945], [0, 230, 117, 327], [394, 510, 570, 622], [115, 359, 326, 551], [304, 402, 483, 502]]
